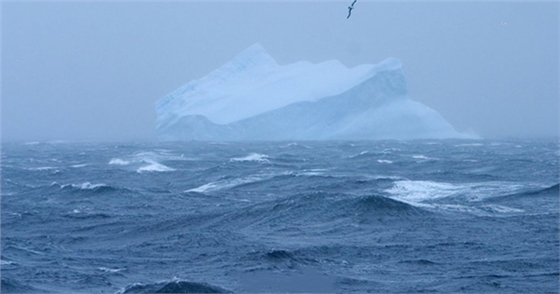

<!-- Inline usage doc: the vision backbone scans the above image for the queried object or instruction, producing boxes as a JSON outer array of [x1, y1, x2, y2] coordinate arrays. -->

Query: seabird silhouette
[[347, 0, 357, 19]]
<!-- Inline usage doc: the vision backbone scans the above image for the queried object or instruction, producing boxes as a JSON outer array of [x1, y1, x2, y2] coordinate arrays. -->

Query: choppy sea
[[1, 139, 558, 293]]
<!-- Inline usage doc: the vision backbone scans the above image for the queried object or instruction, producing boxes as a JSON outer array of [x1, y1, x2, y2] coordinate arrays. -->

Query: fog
[[2, 1, 558, 142]]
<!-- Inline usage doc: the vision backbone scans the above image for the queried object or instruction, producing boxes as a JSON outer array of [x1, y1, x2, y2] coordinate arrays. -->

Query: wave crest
[[119, 280, 230, 293], [230, 153, 269, 162]]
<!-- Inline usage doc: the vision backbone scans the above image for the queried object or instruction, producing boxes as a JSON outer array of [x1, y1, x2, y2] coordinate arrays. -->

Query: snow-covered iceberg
[[156, 43, 469, 141]]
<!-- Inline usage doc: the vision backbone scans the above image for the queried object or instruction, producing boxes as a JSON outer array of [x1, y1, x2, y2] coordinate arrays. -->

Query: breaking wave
[[185, 173, 284, 193], [136, 160, 175, 173], [49, 182, 123, 194], [230, 153, 269, 162]]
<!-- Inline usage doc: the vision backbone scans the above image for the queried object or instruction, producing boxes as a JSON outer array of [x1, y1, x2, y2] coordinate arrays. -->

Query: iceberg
[[156, 43, 470, 141]]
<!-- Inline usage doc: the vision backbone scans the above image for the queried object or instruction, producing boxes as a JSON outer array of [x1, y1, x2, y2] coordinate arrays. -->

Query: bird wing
[[351, 0, 357, 6], [347, 8, 352, 18]]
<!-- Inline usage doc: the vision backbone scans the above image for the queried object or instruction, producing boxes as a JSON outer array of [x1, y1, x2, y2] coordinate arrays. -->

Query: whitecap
[[97, 267, 125, 273], [297, 168, 330, 176], [377, 159, 393, 164], [73, 182, 107, 190], [71, 164, 88, 168], [385, 180, 530, 204], [27, 166, 57, 171], [136, 160, 175, 173], [381, 148, 400, 154], [430, 204, 481, 213], [185, 173, 277, 193], [109, 158, 130, 165], [1, 260, 15, 265], [385, 180, 465, 203], [481, 204, 524, 213], [230, 153, 269, 162], [368, 175, 404, 181]]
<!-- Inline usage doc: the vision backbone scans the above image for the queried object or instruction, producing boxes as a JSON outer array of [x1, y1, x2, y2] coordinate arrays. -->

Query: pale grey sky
[[2, 1, 558, 141]]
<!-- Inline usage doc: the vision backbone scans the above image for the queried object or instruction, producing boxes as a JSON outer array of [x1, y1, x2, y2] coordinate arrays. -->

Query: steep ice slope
[[156, 44, 469, 141]]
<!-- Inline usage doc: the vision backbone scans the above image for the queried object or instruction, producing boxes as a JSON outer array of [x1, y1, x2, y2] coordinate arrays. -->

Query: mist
[[2, 1, 558, 142]]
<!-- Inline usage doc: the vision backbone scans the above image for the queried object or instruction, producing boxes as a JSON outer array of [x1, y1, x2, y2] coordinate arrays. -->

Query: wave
[[351, 194, 426, 216], [213, 192, 428, 233], [385, 180, 467, 203], [53, 181, 108, 190], [1, 277, 45, 293], [26, 166, 58, 171], [280, 142, 312, 149], [109, 150, 187, 172], [524, 183, 559, 196], [137, 160, 175, 173], [49, 182, 123, 194], [97, 267, 125, 273], [397, 259, 439, 265], [109, 158, 130, 165], [479, 204, 524, 214], [230, 153, 269, 162], [0, 259, 16, 266], [249, 249, 320, 268], [71, 163, 88, 168], [118, 280, 230, 293], [348, 150, 382, 159], [385, 180, 532, 204], [185, 173, 284, 193], [62, 210, 112, 219], [483, 183, 559, 203], [411, 154, 439, 161]]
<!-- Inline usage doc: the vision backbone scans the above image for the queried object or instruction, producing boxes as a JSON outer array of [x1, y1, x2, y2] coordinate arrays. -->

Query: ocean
[[1, 139, 558, 293]]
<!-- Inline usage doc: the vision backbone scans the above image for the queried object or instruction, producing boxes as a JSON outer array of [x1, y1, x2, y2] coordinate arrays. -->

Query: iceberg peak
[[225, 43, 277, 72]]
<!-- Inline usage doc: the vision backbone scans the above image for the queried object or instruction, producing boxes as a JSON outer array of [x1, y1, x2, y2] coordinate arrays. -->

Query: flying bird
[[347, 0, 357, 19]]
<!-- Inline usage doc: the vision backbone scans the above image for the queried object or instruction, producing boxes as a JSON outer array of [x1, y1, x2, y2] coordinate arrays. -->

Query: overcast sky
[[2, 1, 558, 142]]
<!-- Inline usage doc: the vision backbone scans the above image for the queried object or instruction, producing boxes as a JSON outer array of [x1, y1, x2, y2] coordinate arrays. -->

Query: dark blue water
[[1, 140, 558, 293]]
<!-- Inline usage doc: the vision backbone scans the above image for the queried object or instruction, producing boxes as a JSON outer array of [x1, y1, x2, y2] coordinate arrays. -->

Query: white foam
[[386, 180, 531, 204], [482, 205, 524, 213], [368, 175, 405, 180], [230, 153, 269, 162], [185, 173, 277, 193], [109, 158, 130, 165], [385, 180, 465, 203], [1, 260, 15, 265], [97, 267, 125, 273], [298, 171, 324, 176], [411, 155, 437, 161], [381, 148, 401, 154], [137, 160, 175, 173], [71, 164, 88, 168], [27, 166, 57, 171], [377, 160, 393, 164], [430, 204, 481, 213], [73, 182, 107, 190]]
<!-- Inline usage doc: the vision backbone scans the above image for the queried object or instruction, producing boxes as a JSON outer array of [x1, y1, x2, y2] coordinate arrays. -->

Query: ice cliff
[[156, 43, 468, 141]]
